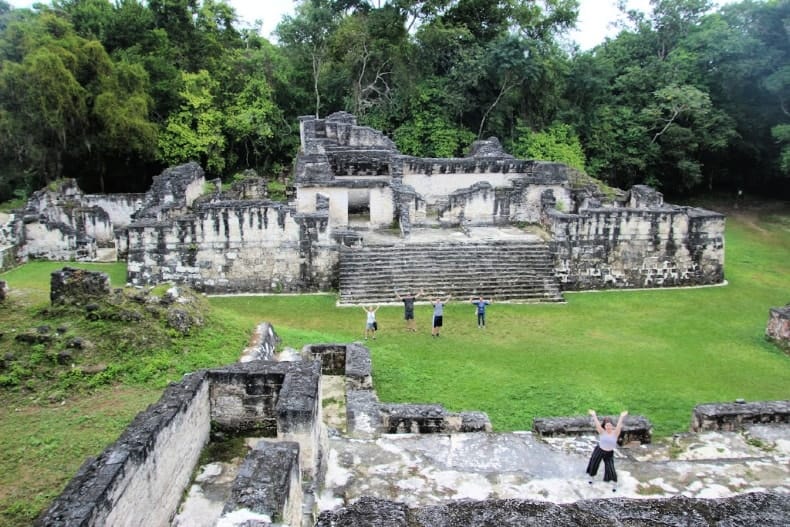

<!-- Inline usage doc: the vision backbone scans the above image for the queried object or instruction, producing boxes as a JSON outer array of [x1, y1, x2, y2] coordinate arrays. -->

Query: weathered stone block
[[766, 304, 790, 351], [50, 267, 111, 305], [532, 415, 653, 444], [222, 440, 301, 524], [691, 400, 790, 432], [381, 403, 446, 434]]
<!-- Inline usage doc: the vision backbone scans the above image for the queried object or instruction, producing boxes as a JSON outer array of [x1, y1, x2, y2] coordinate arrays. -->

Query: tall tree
[[0, 10, 157, 194], [157, 69, 226, 174], [277, 0, 341, 117]]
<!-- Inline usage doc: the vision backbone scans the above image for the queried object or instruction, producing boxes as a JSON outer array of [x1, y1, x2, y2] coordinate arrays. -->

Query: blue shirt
[[472, 300, 490, 314]]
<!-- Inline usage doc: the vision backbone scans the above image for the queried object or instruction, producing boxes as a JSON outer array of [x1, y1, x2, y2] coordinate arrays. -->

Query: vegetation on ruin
[[1, 200, 789, 525], [0, 1, 788, 201]]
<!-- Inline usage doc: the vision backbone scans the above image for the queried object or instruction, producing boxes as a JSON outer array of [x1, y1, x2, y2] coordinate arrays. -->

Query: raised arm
[[588, 409, 604, 434], [614, 410, 628, 435]]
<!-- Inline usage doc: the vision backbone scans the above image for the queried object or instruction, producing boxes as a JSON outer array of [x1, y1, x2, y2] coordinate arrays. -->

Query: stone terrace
[[338, 226, 563, 305]]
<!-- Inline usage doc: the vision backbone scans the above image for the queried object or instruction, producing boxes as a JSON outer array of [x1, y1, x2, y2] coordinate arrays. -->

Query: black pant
[[586, 445, 617, 482], [477, 312, 485, 326]]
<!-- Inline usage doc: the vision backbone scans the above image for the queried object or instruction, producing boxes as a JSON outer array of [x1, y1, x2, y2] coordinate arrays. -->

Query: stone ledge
[[532, 415, 653, 444], [691, 400, 790, 432]]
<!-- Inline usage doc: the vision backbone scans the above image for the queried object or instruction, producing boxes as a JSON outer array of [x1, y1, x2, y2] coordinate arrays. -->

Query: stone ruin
[[49, 266, 112, 305], [766, 304, 790, 351], [0, 112, 725, 303], [35, 323, 790, 526]]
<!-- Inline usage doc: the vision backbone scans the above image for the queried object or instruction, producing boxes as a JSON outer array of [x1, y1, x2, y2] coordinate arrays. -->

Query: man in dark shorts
[[431, 294, 452, 337], [396, 289, 423, 332]]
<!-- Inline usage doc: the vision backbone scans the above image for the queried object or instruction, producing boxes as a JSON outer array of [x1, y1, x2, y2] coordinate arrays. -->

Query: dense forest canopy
[[0, 0, 787, 200]]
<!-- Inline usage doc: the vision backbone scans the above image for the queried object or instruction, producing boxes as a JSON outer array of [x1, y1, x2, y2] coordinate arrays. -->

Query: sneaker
[[612, 487, 617, 493], [588, 480, 593, 485]]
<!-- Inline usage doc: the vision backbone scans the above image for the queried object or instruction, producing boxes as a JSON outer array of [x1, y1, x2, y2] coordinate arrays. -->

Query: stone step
[[338, 240, 562, 305]]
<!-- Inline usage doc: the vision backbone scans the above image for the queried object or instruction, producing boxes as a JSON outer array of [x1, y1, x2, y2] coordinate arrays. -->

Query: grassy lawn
[[211, 203, 790, 436], [0, 203, 788, 526]]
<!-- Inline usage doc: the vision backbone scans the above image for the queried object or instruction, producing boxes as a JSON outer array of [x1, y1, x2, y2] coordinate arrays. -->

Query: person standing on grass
[[396, 289, 423, 332], [470, 295, 491, 328], [430, 294, 452, 337], [362, 305, 379, 340], [586, 409, 628, 492]]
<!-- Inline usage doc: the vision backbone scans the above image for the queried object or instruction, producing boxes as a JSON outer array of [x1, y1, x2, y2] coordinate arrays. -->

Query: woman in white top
[[585, 408, 628, 491], [362, 305, 379, 340]]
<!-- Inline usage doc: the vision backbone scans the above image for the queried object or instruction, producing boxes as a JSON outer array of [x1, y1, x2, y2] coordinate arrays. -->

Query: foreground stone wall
[[36, 359, 323, 527], [315, 493, 790, 527], [545, 187, 725, 290], [36, 373, 211, 527]]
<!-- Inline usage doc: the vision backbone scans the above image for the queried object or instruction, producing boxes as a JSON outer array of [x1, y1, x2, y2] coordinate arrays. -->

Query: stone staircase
[[338, 240, 564, 304]]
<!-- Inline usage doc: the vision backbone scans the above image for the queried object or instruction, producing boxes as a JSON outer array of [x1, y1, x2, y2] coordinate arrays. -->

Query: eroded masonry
[[35, 318, 790, 526], [0, 111, 724, 301]]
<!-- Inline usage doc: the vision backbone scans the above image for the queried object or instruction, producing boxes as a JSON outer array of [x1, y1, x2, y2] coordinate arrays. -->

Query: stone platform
[[317, 424, 790, 510]]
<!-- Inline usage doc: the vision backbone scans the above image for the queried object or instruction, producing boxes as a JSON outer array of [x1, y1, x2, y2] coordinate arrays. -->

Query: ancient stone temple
[[0, 112, 725, 302]]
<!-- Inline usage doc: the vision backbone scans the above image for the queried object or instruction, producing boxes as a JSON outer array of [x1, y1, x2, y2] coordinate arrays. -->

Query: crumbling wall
[[11, 179, 144, 262], [545, 187, 725, 289], [308, 342, 493, 439], [766, 304, 790, 351], [0, 244, 19, 272], [36, 359, 323, 527], [691, 400, 790, 432], [35, 373, 211, 527], [209, 361, 323, 479], [315, 493, 790, 527], [50, 267, 111, 305], [125, 200, 337, 293], [532, 415, 653, 444]]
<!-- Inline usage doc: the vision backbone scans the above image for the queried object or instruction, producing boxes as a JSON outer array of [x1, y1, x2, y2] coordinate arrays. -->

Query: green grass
[[0, 204, 789, 526], [210, 209, 790, 436]]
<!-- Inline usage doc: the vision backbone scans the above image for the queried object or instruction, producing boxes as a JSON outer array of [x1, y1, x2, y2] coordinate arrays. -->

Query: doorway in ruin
[[348, 188, 370, 228]]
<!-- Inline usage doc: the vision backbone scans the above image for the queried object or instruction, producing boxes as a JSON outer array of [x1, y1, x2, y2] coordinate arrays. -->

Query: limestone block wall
[[401, 160, 523, 205], [126, 201, 337, 293], [691, 400, 790, 431], [21, 220, 86, 260], [83, 193, 145, 228], [766, 305, 790, 350], [518, 184, 573, 223], [545, 205, 725, 290], [222, 440, 303, 524], [35, 373, 212, 527], [0, 245, 17, 272], [298, 187, 350, 225], [437, 181, 573, 226], [208, 361, 323, 479], [38, 359, 324, 527], [370, 185, 395, 227]]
